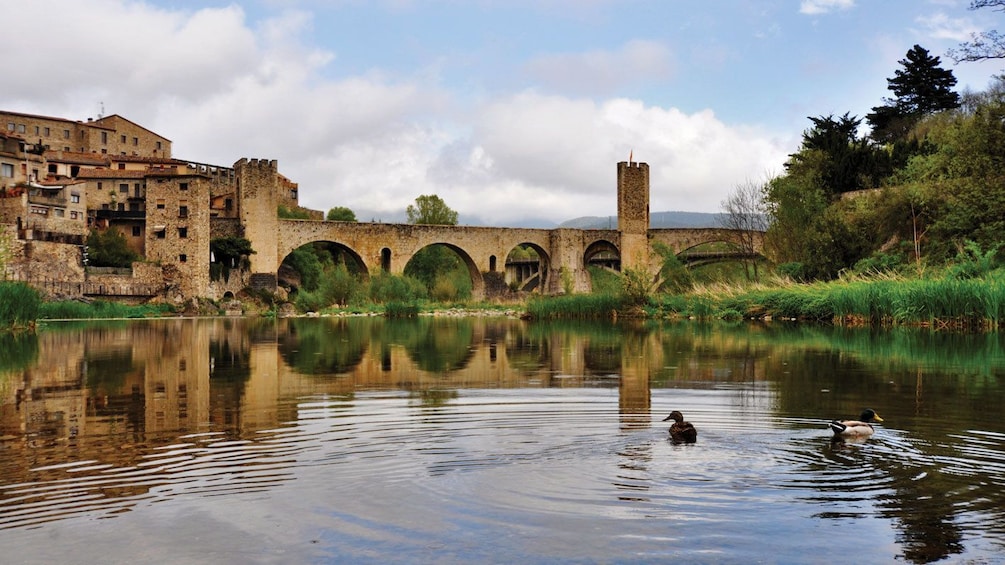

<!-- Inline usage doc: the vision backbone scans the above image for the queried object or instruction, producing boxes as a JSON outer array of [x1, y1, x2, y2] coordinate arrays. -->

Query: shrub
[[368, 273, 427, 303], [384, 301, 420, 318]]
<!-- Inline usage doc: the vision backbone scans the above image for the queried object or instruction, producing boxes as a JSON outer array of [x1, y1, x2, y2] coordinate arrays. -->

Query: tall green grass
[[525, 293, 623, 320], [0, 282, 41, 329]]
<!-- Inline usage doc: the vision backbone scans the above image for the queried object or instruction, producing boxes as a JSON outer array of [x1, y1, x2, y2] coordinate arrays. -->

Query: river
[[1, 316, 1004, 564]]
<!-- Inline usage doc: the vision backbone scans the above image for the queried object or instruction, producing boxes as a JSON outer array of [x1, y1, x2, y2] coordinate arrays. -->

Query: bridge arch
[[401, 242, 485, 299], [584, 239, 621, 271], [504, 242, 551, 292], [277, 240, 370, 293]]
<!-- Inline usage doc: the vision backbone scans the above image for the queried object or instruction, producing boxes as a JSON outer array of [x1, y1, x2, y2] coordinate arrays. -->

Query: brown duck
[[662, 410, 697, 443]]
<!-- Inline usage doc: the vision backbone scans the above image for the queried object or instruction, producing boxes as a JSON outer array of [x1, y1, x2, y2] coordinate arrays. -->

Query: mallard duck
[[662, 410, 697, 443], [829, 408, 884, 439]]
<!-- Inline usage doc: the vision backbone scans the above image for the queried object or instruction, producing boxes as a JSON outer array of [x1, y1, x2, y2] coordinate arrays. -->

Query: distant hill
[[559, 211, 726, 229]]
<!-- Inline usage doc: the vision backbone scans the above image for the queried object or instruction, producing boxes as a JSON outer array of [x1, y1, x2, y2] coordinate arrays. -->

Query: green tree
[[867, 44, 961, 144], [326, 206, 357, 222], [86, 228, 140, 268], [406, 194, 458, 225], [210, 236, 254, 282], [948, 1, 1005, 64], [403, 195, 467, 297], [788, 113, 888, 196]]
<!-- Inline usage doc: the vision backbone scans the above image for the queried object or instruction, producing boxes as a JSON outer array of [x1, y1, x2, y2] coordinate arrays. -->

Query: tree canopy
[[406, 194, 458, 225], [867, 44, 961, 143], [326, 206, 357, 222], [86, 228, 140, 268]]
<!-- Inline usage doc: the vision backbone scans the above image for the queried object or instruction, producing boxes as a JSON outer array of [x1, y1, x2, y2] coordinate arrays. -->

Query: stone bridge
[[241, 160, 764, 298], [263, 220, 762, 297]]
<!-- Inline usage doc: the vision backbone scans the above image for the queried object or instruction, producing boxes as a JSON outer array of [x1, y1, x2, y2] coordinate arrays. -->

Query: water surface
[[1, 317, 1003, 564]]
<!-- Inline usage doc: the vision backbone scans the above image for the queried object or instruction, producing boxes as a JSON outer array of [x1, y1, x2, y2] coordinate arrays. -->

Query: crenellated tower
[[235, 158, 281, 291], [617, 161, 650, 269]]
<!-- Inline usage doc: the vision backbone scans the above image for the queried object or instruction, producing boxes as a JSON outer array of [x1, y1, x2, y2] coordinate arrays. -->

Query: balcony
[[95, 209, 145, 220]]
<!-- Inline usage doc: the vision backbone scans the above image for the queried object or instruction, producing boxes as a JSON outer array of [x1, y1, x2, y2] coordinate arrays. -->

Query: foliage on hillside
[[762, 45, 1005, 281]]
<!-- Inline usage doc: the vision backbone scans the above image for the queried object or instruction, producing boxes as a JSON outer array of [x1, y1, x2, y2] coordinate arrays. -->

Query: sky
[[2, 0, 1003, 227]]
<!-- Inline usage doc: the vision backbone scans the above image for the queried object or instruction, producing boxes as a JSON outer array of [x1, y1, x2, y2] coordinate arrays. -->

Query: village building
[[0, 109, 303, 303]]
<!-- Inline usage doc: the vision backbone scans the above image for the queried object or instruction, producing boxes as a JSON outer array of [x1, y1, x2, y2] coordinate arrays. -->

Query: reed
[[525, 293, 623, 320], [384, 301, 421, 318], [0, 282, 40, 329]]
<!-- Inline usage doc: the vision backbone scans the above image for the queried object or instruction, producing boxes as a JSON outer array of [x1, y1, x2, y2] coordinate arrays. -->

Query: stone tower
[[235, 158, 280, 291], [617, 161, 650, 269]]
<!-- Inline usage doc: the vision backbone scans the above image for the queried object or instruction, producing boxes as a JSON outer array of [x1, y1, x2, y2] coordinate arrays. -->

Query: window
[[118, 163, 125, 170], [63, 129, 70, 139], [34, 126, 39, 135], [156, 199, 165, 209], [48, 164, 57, 174], [70, 193, 80, 203], [178, 227, 188, 238], [120, 135, 126, 143], [54, 209, 65, 217], [132, 226, 141, 236], [156, 141, 162, 150], [1, 163, 12, 178], [44, 127, 50, 136], [178, 254, 187, 263], [133, 137, 138, 146], [17, 124, 25, 133], [119, 183, 128, 193], [6, 123, 13, 131], [179, 182, 188, 191], [156, 229, 166, 239], [97, 182, 103, 190], [178, 205, 189, 218], [70, 211, 78, 220]]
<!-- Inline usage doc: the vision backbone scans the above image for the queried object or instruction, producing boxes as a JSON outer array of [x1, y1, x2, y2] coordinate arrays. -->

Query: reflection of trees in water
[[401, 318, 475, 373], [0, 333, 38, 376], [505, 324, 549, 374], [278, 318, 369, 375]]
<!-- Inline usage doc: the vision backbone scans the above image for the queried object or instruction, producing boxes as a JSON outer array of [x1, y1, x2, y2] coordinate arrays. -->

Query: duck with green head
[[829, 408, 883, 440]]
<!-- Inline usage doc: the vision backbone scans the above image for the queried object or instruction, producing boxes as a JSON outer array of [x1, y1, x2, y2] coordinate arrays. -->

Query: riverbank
[[7, 270, 1005, 331]]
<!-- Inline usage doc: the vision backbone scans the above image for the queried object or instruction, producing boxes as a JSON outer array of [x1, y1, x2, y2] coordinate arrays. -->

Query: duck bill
[[873, 414, 884, 422]]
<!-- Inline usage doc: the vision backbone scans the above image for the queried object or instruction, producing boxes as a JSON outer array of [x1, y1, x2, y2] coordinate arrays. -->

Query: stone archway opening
[[403, 243, 483, 301], [278, 240, 368, 303], [677, 240, 764, 282], [504, 243, 550, 292], [584, 240, 621, 272]]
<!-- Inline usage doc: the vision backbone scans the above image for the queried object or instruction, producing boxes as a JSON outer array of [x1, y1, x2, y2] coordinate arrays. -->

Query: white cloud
[[915, 12, 982, 42], [799, 0, 855, 16], [0, 1, 793, 227]]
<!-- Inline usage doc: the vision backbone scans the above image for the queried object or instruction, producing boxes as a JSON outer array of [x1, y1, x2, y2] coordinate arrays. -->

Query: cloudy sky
[[2, 1, 1003, 226]]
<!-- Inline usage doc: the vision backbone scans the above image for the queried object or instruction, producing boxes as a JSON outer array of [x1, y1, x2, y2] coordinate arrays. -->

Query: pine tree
[[867, 45, 961, 144]]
